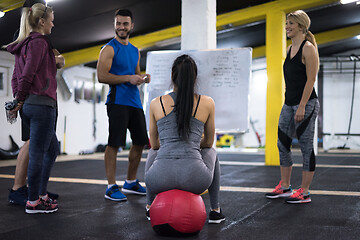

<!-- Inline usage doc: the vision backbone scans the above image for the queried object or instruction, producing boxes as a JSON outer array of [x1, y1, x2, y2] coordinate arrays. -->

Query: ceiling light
[[45, 0, 59, 5], [340, 0, 357, 4], [0, 11, 5, 18]]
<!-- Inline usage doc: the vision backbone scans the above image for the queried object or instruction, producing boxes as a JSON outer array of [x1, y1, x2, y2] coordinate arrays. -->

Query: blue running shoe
[[122, 179, 146, 195], [8, 185, 28, 206], [104, 184, 127, 201]]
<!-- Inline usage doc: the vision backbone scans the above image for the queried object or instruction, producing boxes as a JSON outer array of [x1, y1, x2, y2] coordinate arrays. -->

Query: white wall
[[56, 66, 109, 154], [235, 58, 267, 148], [322, 59, 360, 150], [0, 51, 21, 150]]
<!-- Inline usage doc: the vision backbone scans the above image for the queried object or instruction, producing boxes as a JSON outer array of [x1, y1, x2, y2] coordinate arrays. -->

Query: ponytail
[[305, 30, 317, 50], [3, 3, 51, 48], [306, 30, 319, 68], [16, 8, 32, 44], [171, 55, 198, 140]]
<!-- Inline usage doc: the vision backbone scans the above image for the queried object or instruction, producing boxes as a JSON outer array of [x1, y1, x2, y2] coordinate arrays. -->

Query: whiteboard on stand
[[144, 48, 252, 132]]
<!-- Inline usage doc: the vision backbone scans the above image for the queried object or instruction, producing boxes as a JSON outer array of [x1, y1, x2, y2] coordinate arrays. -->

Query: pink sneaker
[[285, 188, 311, 204], [265, 180, 293, 199], [25, 198, 58, 214]]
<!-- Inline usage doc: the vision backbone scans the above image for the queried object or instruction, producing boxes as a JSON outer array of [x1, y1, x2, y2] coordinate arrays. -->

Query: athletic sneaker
[[104, 184, 127, 201], [8, 185, 59, 206], [146, 209, 150, 221], [8, 185, 27, 206], [47, 191, 59, 200], [122, 179, 146, 195], [265, 181, 293, 199], [285, 188, 311, 204], [42, 195, 58, 205], [25, 198, 58, 214], [208, 209, 225, 224]]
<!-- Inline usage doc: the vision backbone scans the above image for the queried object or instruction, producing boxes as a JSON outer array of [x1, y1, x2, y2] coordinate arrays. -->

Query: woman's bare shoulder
[[198, 95, 215, 111], [150, 96, 160, 104], [200, 95, 214, 104]]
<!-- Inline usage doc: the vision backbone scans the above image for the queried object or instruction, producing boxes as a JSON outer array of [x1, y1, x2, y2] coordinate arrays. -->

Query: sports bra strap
[[193, 95, 201, 117], [159, 96, 166, 116]]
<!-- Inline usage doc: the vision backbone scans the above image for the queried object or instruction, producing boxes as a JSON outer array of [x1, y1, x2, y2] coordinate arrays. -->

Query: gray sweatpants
[[277, 98, 320, 171], [145, 147, 220, 209]]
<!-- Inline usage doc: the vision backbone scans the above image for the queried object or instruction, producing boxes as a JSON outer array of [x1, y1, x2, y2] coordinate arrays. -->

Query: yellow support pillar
[[265, 8, 286, 165]]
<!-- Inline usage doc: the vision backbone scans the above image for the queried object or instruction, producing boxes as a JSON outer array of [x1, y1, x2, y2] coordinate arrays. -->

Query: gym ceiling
[[0, 0, 359, 69]]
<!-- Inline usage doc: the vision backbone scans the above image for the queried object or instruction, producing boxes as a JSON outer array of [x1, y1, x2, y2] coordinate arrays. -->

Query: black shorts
[[106, 104, 149, 148], [19, 109, 30, 141]]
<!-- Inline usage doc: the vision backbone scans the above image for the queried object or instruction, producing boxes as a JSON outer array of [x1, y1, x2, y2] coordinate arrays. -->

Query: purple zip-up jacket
[[7, 32, 57, 103]]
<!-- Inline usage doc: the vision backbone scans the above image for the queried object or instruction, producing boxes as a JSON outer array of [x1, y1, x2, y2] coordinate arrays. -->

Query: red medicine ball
[[150, 189, 207, 236]]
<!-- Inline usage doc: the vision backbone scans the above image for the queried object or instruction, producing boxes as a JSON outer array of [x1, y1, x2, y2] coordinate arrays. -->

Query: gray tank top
[[155, 92, 204, 160]]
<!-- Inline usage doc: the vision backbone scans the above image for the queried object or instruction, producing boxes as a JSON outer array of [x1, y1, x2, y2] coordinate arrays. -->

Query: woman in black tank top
[[265, 10, 320, 204]]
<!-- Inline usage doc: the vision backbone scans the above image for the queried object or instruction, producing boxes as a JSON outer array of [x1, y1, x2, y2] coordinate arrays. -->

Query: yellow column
[[265, 8, 286, 165]]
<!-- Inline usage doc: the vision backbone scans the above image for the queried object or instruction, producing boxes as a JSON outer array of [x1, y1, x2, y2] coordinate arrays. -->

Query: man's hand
[[129, 75, 146, 85], [142, 74, 151, 83]]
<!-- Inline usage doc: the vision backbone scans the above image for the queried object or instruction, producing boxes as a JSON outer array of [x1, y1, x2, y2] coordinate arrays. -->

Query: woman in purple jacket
[[5, 3, 59, 214]]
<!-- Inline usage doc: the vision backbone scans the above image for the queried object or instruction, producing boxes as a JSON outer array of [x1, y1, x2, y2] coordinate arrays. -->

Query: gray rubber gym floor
[[0, 150, 359, 240]]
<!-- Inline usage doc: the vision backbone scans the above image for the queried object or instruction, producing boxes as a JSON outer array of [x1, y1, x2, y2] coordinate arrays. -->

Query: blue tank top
[[104, 38, 142, 109], [156, 92, 204, 160]]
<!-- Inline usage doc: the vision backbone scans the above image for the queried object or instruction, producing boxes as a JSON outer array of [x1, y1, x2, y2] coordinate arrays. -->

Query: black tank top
[[283, 40, 317, 106]]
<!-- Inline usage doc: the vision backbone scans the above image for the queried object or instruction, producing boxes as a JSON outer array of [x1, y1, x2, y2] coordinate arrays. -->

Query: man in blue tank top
[[97, 9, 151, 201]]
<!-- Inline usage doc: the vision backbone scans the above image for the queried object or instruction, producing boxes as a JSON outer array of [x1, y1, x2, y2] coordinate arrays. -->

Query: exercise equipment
[[150, 189, 206, 237], [0, 135, 19, 160], [216, 134, 234, 148]]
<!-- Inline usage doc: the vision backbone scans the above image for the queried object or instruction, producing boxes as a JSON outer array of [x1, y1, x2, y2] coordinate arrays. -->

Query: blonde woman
[[7, 0, 63, 207], [265, 10, 320, 203], [5, 3, 59, 213]]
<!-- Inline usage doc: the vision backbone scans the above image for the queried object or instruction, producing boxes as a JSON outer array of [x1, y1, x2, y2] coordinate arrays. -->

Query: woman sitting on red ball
[[145, 54, 225, 224]]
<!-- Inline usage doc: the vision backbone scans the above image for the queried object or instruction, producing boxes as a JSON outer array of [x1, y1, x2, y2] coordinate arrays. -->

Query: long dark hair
[[171, 54, 198, 140]]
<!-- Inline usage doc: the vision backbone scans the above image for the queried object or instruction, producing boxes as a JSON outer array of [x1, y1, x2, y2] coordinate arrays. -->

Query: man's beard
[[115, 29, 131, 40]]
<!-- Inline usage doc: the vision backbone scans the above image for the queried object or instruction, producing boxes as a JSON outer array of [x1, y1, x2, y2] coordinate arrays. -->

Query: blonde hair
[[4, 3, 52, 47], [287, 10, 317, 50]]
